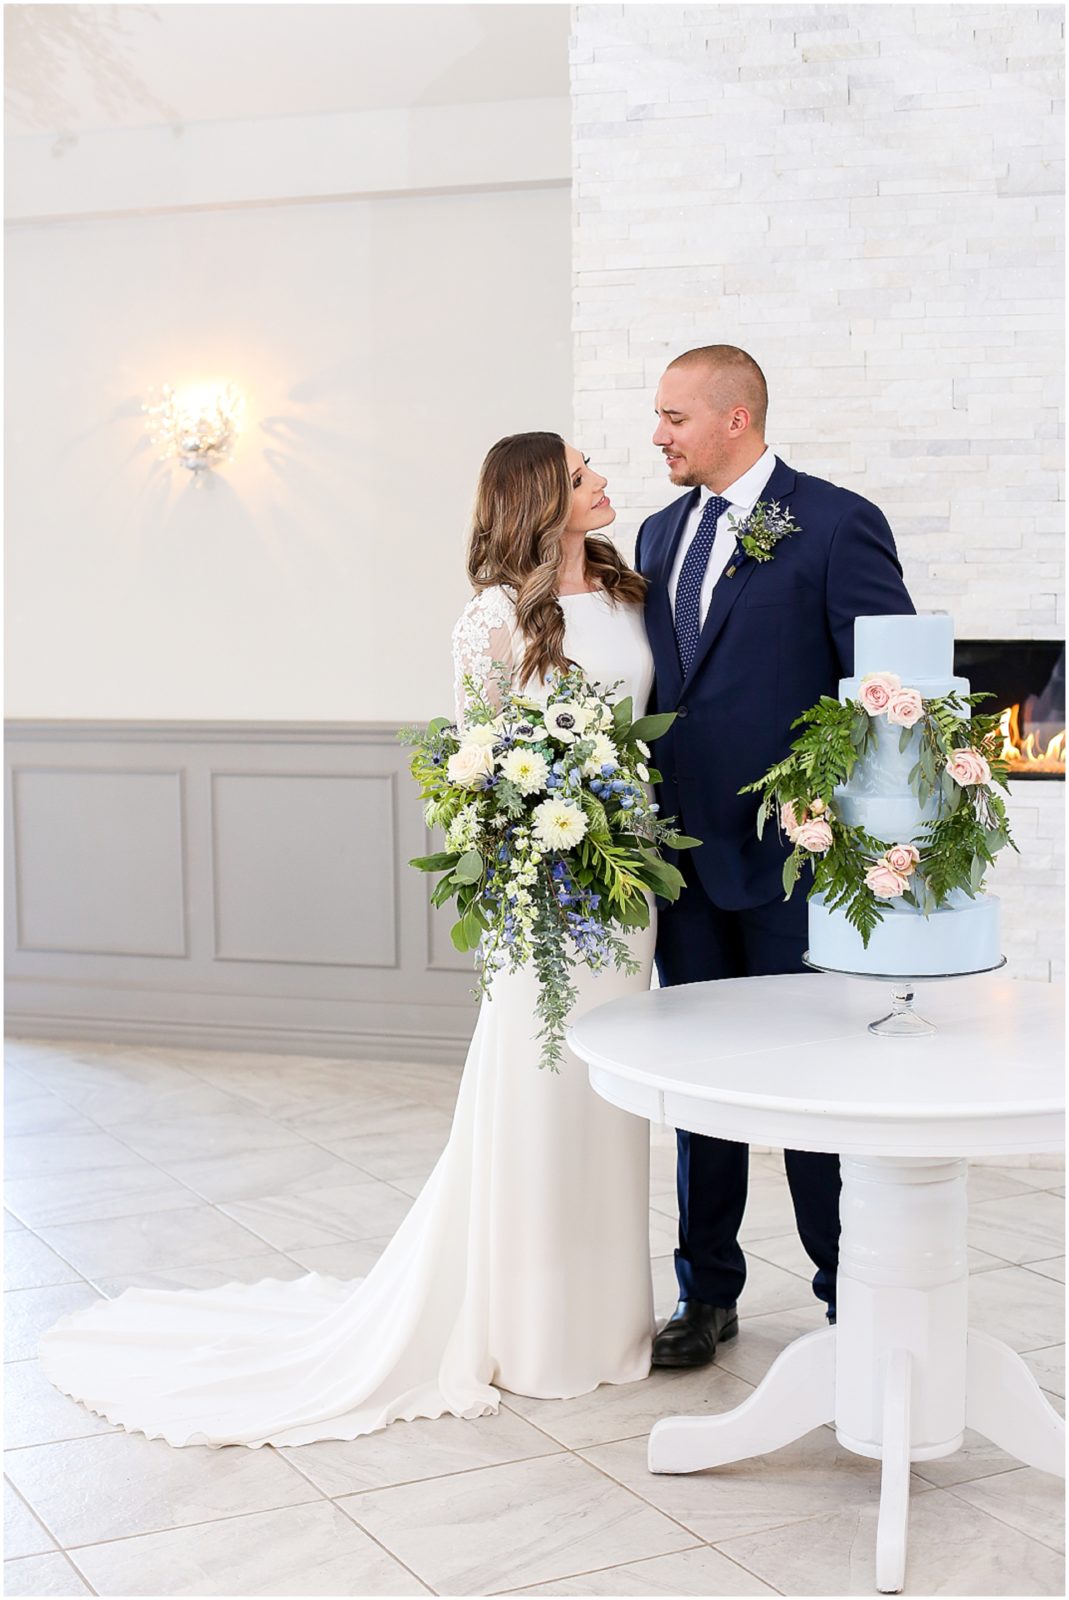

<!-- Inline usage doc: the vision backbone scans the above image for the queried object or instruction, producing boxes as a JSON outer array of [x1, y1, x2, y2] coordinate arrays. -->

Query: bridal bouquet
[[401, 670, 698, 1070]]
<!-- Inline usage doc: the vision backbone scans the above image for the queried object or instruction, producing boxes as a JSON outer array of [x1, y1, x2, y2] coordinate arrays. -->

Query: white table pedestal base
[[648, 1156, 1065, 1595]]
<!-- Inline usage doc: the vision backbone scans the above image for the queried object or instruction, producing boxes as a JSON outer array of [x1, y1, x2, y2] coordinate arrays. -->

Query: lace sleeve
[[451, 587, 519, 722]]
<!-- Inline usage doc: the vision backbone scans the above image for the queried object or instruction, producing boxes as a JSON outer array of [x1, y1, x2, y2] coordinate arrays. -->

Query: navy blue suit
[[635, 455, 915, 1310]]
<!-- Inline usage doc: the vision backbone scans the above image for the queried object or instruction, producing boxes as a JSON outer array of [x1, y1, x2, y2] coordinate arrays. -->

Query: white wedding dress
[[37, 585, 657, 1448]]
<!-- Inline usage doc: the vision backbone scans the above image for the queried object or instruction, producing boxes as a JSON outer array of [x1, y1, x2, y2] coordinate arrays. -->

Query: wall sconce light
[[143, 382, 244, 481]]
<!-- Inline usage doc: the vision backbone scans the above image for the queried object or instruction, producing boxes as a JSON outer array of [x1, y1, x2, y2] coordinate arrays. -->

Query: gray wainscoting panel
[[4, 722, 479, 1062], [211, 772, 397, 967], [11, 766, 187, 958]]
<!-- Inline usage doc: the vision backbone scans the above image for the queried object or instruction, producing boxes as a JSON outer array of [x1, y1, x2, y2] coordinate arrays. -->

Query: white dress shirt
[[667, 446, 778, 629]]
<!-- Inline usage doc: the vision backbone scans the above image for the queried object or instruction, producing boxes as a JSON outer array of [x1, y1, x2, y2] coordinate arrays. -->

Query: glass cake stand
[[802, 954, 1008, 1037]]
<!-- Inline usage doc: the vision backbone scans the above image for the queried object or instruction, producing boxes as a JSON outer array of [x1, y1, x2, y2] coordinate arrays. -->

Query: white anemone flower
[[532, 798, 588, 851], [543, 702, 592, 744], [500, 747, 549, 796]]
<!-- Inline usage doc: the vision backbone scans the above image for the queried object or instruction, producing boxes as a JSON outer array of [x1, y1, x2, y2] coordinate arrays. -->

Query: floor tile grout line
[[286, 1442, 570, 1501], [2, 1547, 99, 1595], [2, 1471, 65, 1557], [35, 1490, 330, 1555], [940, 1469, 1068, 1555], [575, 1438, 894, 1554], [486, 1541, 710, 1595], [567, 1441, 727, 1546], [52, 1547, 100, 1596], [329, 1493, 442, 1595]]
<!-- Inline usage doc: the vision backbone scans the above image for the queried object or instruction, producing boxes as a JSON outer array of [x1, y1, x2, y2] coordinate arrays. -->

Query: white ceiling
[[5, 3, 570, 137]]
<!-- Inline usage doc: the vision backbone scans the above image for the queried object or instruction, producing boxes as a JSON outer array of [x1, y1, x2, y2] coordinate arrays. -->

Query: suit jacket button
[[676, 706, 688, 717]]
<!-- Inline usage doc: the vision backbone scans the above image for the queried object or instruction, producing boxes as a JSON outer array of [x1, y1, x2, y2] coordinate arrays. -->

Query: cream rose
[[865, 862, 909, 899], [945, 747, 992, 787], [858, 671, 902, 716], [446, 743, 495, 788], [794, 818, 834, 853], [886, 688, 924, 728], [885, 843, 920, 877]]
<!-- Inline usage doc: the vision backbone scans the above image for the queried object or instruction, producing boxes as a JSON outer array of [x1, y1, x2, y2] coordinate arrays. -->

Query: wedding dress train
[[38, 586, 656, 1447]]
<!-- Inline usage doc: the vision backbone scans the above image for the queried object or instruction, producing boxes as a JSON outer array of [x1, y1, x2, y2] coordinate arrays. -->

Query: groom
[[635, 345, 915, 1367]]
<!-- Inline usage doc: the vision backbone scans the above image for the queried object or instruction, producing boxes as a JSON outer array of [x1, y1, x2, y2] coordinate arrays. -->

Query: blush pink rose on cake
[[864, 861, 910, 899], [946, 747, 992, 787], [794, 818, 834, 853], [858, 672, 902, 715], [884, 843, 920, 876], [886, 688, 925, 727]]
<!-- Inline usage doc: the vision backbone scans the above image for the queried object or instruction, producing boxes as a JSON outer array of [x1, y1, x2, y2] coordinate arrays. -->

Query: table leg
[[966, 1329, 1066, 1478], [648, 1325, 835, 1473], [875, 1349, 912, 1595]]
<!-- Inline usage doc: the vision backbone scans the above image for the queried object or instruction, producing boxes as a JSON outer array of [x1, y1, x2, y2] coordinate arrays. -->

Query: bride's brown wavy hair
[[466, 432, 648, 688]]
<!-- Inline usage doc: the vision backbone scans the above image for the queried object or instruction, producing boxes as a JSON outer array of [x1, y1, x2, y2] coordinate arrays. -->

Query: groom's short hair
[[667, 345, 768, 434]]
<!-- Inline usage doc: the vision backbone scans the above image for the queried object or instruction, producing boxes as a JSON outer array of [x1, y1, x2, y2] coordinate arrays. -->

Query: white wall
[[6, 183, 570, 721], [571, 2, 1064, 979], [571, 2, 1064, 641]]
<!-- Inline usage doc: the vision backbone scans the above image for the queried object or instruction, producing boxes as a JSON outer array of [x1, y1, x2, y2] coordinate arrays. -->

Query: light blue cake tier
[[841, 611, 968, 704], [807, 613, 1003, 978], [808, 890, 1002, 977]]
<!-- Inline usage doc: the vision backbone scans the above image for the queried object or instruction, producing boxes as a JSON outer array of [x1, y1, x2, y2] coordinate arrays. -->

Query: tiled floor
[[3, 1036, 1064, 1598]]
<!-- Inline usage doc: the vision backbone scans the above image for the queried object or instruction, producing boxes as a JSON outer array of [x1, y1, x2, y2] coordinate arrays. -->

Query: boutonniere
[[724, 500, 801, 577]]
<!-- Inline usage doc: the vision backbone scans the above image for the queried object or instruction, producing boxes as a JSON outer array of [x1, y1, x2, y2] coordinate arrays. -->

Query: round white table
[[567, 972, 1065, 1596]]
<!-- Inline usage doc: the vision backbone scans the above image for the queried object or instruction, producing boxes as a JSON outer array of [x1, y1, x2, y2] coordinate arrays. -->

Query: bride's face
[[563, 444, 614, 535]]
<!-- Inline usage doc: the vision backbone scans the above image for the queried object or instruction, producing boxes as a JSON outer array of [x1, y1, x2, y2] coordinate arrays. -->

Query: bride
[[38, 432, 658, 1448]]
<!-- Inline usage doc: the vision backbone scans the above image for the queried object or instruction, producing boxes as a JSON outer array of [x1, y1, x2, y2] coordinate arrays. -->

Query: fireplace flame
[[998, 703, 1066, 775]]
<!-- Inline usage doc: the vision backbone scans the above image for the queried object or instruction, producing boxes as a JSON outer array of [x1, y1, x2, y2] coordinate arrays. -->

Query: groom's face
[[652, 369, 735, 489]]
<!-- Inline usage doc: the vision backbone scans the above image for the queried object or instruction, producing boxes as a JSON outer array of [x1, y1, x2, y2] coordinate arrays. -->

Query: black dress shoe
[[827, 1306, 837, 1326], [651, 1300, 738, 1368]]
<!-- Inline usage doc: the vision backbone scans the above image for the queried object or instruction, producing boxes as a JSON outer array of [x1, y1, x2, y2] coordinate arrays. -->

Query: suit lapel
[[680, 457, 799, 692], [644, 488, 698, 701]]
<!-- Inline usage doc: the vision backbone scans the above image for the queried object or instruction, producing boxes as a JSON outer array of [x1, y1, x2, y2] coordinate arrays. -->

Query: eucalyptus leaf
[[452, 850, 484, 885], [410, 851, 460, 872], [628, 712, 677, 742]]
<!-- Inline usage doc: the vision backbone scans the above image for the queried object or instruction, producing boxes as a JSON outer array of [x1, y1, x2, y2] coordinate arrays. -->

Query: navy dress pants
[[655, 852, 841, 1311]]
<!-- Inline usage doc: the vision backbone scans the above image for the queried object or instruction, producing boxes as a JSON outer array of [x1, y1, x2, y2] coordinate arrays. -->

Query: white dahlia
[[532, 798, 588, 851], [500, 747, 549, 796]]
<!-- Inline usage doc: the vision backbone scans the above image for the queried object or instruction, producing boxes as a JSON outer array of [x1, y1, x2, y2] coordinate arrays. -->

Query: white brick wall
[[573, 3, 1064, 978]]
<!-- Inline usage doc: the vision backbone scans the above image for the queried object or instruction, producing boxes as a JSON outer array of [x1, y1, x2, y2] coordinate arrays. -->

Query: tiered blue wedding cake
[[807, 614, 1003, 976]]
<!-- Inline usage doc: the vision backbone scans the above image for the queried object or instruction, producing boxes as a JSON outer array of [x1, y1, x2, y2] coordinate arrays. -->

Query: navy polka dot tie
[[674, 495, 729, 676]]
